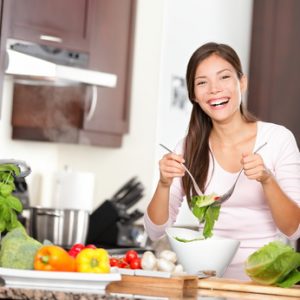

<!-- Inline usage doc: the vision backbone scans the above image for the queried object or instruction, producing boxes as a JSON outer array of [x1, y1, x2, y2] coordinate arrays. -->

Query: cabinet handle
[[86, 85, 98, 121], [40, 35, 63, 43]]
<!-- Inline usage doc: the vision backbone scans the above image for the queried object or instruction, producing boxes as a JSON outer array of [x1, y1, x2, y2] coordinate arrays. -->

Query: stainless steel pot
[[28, 207, 89, 249]]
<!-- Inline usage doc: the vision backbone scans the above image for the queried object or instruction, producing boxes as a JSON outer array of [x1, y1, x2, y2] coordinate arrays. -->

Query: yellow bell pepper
[[75, 248, 110, 273]]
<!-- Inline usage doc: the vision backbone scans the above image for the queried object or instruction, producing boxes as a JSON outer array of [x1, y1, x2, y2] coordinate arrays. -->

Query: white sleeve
[[270, 127, 300, 239], [272, 128, 300, 205]]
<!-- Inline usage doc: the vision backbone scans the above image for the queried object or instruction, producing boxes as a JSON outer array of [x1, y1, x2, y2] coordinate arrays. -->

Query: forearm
[[262, 176, 300, 236], [147, 181, 171, 225]]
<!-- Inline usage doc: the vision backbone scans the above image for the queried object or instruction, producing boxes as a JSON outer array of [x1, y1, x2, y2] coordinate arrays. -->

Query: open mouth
[[209, 98, 229, 107]]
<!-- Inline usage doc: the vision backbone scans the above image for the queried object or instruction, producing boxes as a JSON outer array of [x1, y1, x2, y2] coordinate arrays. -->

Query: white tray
[[111, 267, 172, 278], [0, 267, 121, 292]]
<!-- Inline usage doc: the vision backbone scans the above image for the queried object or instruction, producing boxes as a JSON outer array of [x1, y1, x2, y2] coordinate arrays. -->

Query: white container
[[166, 227, 240, 277], [52, 168, 95, 212]]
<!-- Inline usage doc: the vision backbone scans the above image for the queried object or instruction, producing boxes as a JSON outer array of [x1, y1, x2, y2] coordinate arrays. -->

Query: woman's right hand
[[159, 153, 185, 187]]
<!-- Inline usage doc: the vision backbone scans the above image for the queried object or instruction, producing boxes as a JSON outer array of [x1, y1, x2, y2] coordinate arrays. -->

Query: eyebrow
[[195, 68, 233, 79]]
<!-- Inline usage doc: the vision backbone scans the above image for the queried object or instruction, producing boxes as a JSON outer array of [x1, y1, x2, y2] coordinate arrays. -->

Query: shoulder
[[258, 121, 297, 143], [258, 121, 299, 162]]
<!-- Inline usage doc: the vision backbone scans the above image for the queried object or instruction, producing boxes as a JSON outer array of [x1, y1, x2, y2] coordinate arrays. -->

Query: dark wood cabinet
[[1, 0, 136, 147], [7, 0, 94, 52], [247, 0, 300, 146], [80, 0, 136, 144]]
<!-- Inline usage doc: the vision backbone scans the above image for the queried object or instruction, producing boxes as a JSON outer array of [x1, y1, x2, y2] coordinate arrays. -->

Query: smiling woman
[[193, 54, 246, 117], [144, 42, 300, 280]]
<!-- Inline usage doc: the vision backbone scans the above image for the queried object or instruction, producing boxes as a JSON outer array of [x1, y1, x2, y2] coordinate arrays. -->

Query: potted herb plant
[[0, 160, 31, 234]]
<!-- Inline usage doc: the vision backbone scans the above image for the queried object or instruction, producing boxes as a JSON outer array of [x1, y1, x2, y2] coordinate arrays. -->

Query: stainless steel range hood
[[5, 39, 117, 88]]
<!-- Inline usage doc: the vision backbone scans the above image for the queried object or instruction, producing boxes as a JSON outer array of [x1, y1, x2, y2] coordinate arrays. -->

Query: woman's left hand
[[241, 152, 272, 183]]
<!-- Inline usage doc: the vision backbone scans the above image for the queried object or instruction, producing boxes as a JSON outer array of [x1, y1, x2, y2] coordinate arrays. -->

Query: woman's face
[[193, 54, 247, 123]]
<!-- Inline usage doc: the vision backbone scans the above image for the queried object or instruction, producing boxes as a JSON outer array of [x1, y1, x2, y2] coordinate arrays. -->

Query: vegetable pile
[[245, 241, 300, 288], [109, 249, 184, 274], [0, 228, 111, 273], [109, 250, 142, 269], [190, 193, 221, 238], [0, 228, 183, 275], [34, 243, 110, 273]]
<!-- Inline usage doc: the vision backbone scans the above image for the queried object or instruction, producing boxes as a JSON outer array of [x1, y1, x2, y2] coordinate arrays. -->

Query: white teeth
[[210, 99, 229, 107]]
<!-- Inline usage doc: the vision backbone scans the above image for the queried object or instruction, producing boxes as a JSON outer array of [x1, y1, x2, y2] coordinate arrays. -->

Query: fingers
[[241, 153, 271, 182], [159, 153, 185, 186]]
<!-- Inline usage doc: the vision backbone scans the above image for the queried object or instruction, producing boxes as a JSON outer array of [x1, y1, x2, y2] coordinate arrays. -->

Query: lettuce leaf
[[190, 193, 221, 239], [277, 269, 300, 288], [245, 241, 300, 287]]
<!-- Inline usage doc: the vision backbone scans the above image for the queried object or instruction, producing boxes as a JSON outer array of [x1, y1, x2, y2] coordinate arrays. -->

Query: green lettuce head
[[245, 241, 300, 288]]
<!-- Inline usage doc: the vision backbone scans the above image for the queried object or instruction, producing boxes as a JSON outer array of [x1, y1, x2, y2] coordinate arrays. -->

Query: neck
[[210, 115, 252, 147]]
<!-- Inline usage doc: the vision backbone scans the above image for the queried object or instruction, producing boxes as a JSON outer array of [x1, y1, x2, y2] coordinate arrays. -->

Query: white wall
[[157, 0, 253, 150], [156, 0, 254, 225], [0, 0, 253, 220]]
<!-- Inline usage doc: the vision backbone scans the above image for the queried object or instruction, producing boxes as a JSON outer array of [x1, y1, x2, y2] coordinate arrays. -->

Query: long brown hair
[[183, 42, 256, 204]]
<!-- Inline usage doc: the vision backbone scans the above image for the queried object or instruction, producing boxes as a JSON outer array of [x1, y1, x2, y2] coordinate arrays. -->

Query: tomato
[[118, 259, 129, 269], [68, 243, 97, 257], [68, 243, 85, 257], [85, 244, 97, 249], [124, 250, 138, 263], [109, 257, 120, 267], [130, 257, 141, 269]]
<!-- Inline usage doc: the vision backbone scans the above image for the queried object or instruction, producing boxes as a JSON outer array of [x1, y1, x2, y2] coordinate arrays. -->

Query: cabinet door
[[7, 0, 94, 52], [11, 82, 86, 143], [248, 0, 300, 146], [80, 0, 136, 143]]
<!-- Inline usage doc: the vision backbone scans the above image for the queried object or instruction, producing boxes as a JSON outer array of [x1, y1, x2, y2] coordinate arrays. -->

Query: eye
[[221, 75, 231, 80], [196, 80, 207, 86]]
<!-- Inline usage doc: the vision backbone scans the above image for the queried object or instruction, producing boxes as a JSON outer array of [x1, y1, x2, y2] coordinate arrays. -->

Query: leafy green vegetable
[[0, 227, 42, 269], [190, 193, 221, 239], [0, 164, 23, 233], [277, 269, 300, 288], [174, 236, 204, 243], [245, 241, 300, 288]]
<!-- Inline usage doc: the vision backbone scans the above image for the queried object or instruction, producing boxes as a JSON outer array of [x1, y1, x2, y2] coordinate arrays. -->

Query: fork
[[217, 141, 268, 204], [159, 144, 202, 195], [159, 142, 267, 204]]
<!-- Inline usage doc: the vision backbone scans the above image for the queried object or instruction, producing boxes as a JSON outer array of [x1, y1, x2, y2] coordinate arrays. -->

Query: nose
[[209, 81, 222, 94]]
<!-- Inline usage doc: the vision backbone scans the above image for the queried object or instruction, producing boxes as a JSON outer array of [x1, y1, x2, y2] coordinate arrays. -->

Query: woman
[[144, 42, 300, 280]]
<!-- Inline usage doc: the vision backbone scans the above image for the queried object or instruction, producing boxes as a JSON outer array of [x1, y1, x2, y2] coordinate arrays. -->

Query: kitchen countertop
[[0, 283, 299, 300], [0, 286, 136, 300]]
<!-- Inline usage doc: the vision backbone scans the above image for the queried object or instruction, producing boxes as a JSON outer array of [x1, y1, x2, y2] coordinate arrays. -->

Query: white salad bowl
[[166, 227, 240, 277]]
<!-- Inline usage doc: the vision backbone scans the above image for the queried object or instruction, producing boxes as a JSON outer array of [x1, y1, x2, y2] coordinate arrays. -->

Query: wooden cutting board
[[108, 274, 198, 289], [197, 277, 300, 297], [107, 274, 198, 299]]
